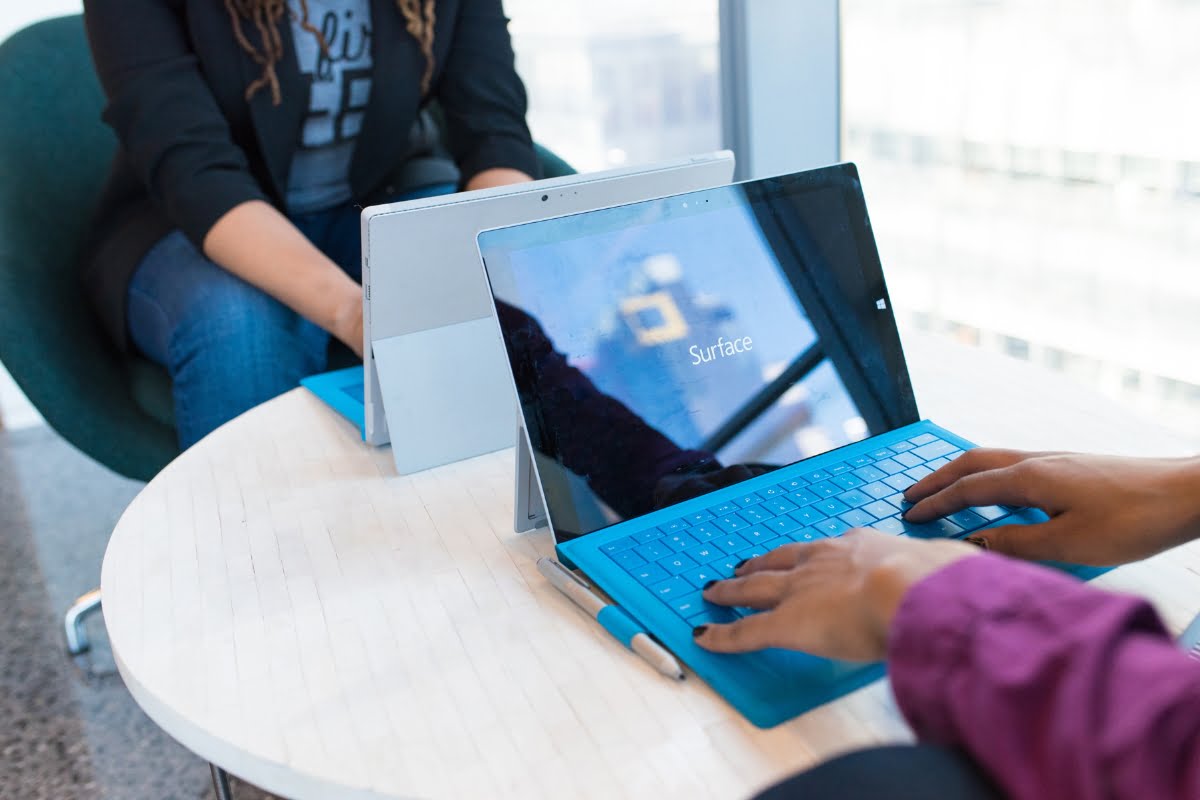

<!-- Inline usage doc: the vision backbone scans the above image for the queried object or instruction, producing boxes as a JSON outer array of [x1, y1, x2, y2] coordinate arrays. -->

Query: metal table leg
[[211, 763, 234, 800], [64, 589, 102, 655]]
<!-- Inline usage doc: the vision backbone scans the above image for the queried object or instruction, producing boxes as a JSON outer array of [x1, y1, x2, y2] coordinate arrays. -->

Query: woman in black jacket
[[82, 0, 538, 447]]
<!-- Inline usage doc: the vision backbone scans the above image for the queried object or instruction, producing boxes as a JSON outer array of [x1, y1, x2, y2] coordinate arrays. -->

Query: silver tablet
[[361, 152, 735, 476]]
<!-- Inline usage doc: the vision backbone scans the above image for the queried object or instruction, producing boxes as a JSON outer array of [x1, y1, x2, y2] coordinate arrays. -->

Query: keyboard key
[[756, 486, 788, 500], [790, 506, 827, 526], [945, 449, 965, 461], [681, 564, 722, 589], [765, 515, 802, 535], [742, 526, 781, 546], [684, 510, 715, 525], [892, 452, 923, 469], [847, 454, 875, 468], [612, 549, 646, 569], [827, 462, 853, 475], [791, 528, 826, 543], [874, 458, 907, 475], [738, 505, 775, 524], [852, 465, 889, 483], [632, 528, 665, 543], [776, 477, 809, 492], [838, 489, 872, 508], [670, 592, 706, 618], [947, 510, 987, 531], [736, 546, 769, 563], [689, 522, 720, 540], [600, 536, 638, 555], [761, 496, 799, 516], [801, 468, 832, 482], [635, 540, 671, 561], [786, 488, 821, 507], [815, 518, 852, 537], [839, 509, 876, 528], [658, 552, 699, 575], [972, 505, 1010, 522], [809, 481, 840, 498], [913, 440, 956, 461], [705, 557, 740, 578], [862, 499, 899, 520], [685, 605, 739, 627], [715, 533, 751, 552], [883, 473, 917, 492], [682, 541, 726, 562], [861, 481, 893, 500], [650, 576, 694, 600], [870, 516, 906, 535], [664, 533, 699, 552], [909, 433, 938, 446], [904, 465, 934, 481], [869, 447, 894, 460], [630, 563, 669, 585], [715, 515, 750, 533], [815, 498, 851, 516], [732, 493, 764, 509], [926, 457, 952, 470], [706, 501, 739, 517], [658, 518, 691, 535], [902, 518, 964, 539], [889, 440, 915, 453], [831, 473, 866, 490]]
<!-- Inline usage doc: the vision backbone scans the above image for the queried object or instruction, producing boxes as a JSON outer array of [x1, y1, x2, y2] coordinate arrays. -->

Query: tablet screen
[[479, 164, 918, 539]]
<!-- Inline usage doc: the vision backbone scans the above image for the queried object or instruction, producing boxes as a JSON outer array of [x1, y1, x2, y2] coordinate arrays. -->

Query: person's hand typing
[[692, 531, 977, 661], [903, 449, 1200, 566]]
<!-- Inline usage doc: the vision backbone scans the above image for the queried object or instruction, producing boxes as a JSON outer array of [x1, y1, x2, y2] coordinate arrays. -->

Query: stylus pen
[[537, 557, 685, 681]]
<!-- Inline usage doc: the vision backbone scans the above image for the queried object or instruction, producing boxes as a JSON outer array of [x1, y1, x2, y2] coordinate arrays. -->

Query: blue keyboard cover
[[557, 420, 1109, 728]]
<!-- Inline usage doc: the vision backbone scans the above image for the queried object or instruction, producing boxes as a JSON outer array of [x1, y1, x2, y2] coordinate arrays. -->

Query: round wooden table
[[101, 333, 1200, 799]]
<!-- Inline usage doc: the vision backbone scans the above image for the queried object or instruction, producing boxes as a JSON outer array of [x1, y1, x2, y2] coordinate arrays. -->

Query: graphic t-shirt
[[286, 0, 373, 213]]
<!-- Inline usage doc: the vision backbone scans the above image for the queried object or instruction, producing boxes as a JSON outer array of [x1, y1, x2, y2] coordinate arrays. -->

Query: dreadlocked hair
[[224, 0, 437, 106]]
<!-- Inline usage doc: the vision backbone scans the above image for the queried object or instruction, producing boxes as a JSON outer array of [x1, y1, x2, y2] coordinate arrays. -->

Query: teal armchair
[[0, 15, 573, 657]]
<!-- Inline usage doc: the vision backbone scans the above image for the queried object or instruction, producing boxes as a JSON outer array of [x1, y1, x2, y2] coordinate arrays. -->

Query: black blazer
[[82, 0, 539, 349]]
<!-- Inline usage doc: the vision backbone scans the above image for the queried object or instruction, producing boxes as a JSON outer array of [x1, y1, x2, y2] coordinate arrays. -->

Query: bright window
[[504, 0, 721, 172], [843, 0, 1200, 441]]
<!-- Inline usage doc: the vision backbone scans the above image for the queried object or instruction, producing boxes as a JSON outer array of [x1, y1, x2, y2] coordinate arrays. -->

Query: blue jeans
[[128, 185, 456, 449]]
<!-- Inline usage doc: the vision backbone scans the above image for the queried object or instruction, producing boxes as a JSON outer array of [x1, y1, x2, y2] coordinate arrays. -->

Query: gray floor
[[0, 425, 276, 799]]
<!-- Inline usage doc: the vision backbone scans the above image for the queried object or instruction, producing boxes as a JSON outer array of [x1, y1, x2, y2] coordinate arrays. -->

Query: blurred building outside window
[[842, 0, 1200, 443], [504, 0, 721, 172]]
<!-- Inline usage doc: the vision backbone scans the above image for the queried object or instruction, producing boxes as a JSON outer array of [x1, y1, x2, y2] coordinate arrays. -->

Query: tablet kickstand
[[514, 424, 547, 532]]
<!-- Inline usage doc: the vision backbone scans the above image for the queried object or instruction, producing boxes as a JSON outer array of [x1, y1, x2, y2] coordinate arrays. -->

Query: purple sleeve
[[888, 555, 1200, 800]]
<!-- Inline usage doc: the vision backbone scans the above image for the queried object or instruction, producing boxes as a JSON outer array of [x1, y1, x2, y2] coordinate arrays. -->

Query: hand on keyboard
[[903, 449, 1200, 567], [691, 530, 977, 662]]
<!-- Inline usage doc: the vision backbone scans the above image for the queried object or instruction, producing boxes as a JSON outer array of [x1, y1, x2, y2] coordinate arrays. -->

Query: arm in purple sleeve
[[888, 555, 1200, 800]]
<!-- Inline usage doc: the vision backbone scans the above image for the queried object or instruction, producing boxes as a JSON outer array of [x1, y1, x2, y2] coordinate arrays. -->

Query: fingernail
[[966, 536, 990, 550], [733, 558, 748, 571], [702, 580, 718, 591], [692, 625, 709, 638]]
